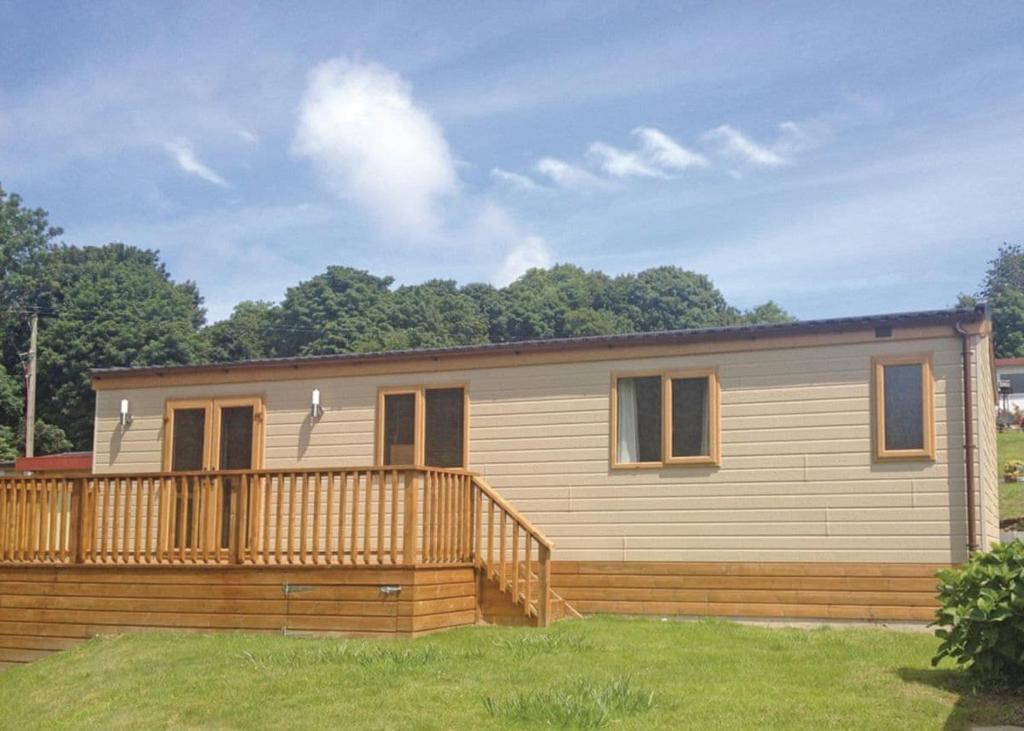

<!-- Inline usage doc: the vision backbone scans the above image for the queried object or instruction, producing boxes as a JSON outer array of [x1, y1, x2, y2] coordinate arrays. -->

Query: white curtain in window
[[617, 378, 639, 463]]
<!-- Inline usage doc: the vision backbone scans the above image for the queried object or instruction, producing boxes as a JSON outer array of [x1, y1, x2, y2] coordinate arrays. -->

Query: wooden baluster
[[349, 471, 360, 565], [436, 472, 445, 563], [233, 474, 249, 564], [0, 482, 8, 562], [422, 472, 433, 563], [524, 534, 533, 616], [402, 470, 418, 565], [299, 472, 309, 565], [451, 474, 460, 561], [123, 479, 134, 564], [376, 470, 386, 565], [27, 481, 39, 562], [214, 476, 225, 562], [487, 498, 495, 576], [273, 474, 283, 565], [325, 471, 335, 564], [499, 511, 507, 591], [285, 472, 296, 564], [70, 480, 84, 564], [537, 544, 552, 627], [100, 479, 111, 564], [145, 478, 155, 563], [178, 478, 188, 564], [43, 481, 54, 562], [258, 475, 268, 565], [442, 473, 452, 562], [363, 471, 372, 565], [112, 478, 124, 564], [512, 522, 520, 604], [474, 483, 482, 567], [198, 476, 208, 564], [390, 469, 399, 565], [312, 472, 322, 565], [339, 472, 349, 564], [192, 478, 203, 564], [157, 477, 169, 563], [134, 478, 143, 564]]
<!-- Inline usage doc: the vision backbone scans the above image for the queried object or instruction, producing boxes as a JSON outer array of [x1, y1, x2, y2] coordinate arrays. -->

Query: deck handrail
[[0, 466, 555, 626], [468, 474, 554, 626]]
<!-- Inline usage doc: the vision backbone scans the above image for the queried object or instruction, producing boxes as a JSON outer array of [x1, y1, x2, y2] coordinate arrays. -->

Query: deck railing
[[0, 466, 553, 624]]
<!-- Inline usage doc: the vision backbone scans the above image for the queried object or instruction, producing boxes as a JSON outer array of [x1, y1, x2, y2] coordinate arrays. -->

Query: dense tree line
[[0, 185, 792, 457]]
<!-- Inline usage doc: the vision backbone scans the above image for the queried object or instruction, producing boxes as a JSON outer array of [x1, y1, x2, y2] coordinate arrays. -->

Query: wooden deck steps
[[476, 567, 580, 627]]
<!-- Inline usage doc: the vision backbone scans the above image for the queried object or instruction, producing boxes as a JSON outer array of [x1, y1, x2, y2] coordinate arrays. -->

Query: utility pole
[[24, 311, 38, 458]]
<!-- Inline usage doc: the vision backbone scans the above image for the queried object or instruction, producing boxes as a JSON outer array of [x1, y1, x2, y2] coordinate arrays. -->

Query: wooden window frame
[[374, 384, 469, 468], [610, 368, 720, 469], [872, 354, 935, 461], [162, 396, 265, 472]]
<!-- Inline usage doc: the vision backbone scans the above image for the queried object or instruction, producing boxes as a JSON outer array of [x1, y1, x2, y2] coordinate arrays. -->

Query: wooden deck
[[0, 466, 562, 667]]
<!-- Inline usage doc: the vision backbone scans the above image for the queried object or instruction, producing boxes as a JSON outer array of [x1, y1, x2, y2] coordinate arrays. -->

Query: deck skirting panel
[[0, 564, 477, 667], [550, 561, 946, 622]]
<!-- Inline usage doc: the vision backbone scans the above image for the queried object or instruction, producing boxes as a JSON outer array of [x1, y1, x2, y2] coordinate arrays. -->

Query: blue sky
[[1, 1, 1022, 322]]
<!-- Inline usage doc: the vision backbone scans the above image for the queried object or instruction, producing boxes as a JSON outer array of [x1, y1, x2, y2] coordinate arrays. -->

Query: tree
[[275, 266, 396, 355], [35, 244, 207, 449], [961, 243, 1024, 357], [605, 266, 740, 333], [202, 301, 279, 362], [0, 364, 72, 461], [384, 280, 489, 349], [498, 264, 610, 341], [0, 185, 71, 457], [742, 301, 795, 325]]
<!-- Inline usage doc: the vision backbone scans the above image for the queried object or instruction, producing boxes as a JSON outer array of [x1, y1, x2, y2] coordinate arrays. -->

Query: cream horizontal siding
[[94, 333, 982, 563]]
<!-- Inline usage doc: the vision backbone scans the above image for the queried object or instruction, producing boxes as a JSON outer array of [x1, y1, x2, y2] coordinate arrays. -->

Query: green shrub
[[932, 541, 1024, 686]]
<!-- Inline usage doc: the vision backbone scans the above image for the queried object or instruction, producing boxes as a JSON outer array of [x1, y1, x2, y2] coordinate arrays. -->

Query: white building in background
[[995, 358, 1024, 413]]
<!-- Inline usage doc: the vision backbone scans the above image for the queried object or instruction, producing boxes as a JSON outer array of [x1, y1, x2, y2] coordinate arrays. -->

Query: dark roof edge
[[90, 305, 989, 380]]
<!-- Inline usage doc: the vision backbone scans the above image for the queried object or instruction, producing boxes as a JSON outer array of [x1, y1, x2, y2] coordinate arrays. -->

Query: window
[[376, 386, 467, 468], [612, 370, 719, 467], [873, 355, 935, 460], [1006, 373, 1024, 395]]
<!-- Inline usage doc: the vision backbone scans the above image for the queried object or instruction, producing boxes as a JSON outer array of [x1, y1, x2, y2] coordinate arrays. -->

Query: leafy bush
[[932, 541, 1024, 686]]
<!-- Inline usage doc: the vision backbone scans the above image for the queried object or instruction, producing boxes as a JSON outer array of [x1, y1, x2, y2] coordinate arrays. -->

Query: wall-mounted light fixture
[[310, 388, 323, 421], [119, 398, 133, 427]]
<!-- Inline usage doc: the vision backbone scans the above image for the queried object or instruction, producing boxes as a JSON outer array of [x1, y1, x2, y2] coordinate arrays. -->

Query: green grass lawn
[[997, 430, 1024, 521], [0, 618, 1020, 730]]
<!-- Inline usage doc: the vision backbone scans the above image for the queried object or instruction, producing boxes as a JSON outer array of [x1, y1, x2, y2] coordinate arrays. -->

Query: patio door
[[164, 397, 264, 548]]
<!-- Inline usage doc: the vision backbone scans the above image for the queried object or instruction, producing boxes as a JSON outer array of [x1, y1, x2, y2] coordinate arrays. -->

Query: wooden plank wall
[[551, 561, 945, 622], [0, 564, 476, 668]]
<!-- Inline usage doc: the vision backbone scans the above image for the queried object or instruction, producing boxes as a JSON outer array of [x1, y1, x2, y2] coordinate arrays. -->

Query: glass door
[[211, 399, 261, 549], [164, 397, 263, 550]]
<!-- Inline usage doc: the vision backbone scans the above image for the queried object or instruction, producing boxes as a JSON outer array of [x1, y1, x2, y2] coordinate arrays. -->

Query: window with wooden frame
[[873, 355, 935, 460], [376, 385, 467, 468], [610, 369, 720, 468]]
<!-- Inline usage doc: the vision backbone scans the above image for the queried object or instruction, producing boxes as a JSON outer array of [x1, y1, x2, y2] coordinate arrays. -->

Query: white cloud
[[234, 128, 260, 143], [633, 127, 709, 170], [586, 141, 665, 179], [535, 156, 608, 190], [490, 167, 546, 191], [164, 140, 231, 187], [293, 58, 457, 235], [493, 236, 554, 286], [703, 124, 786, 166]]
